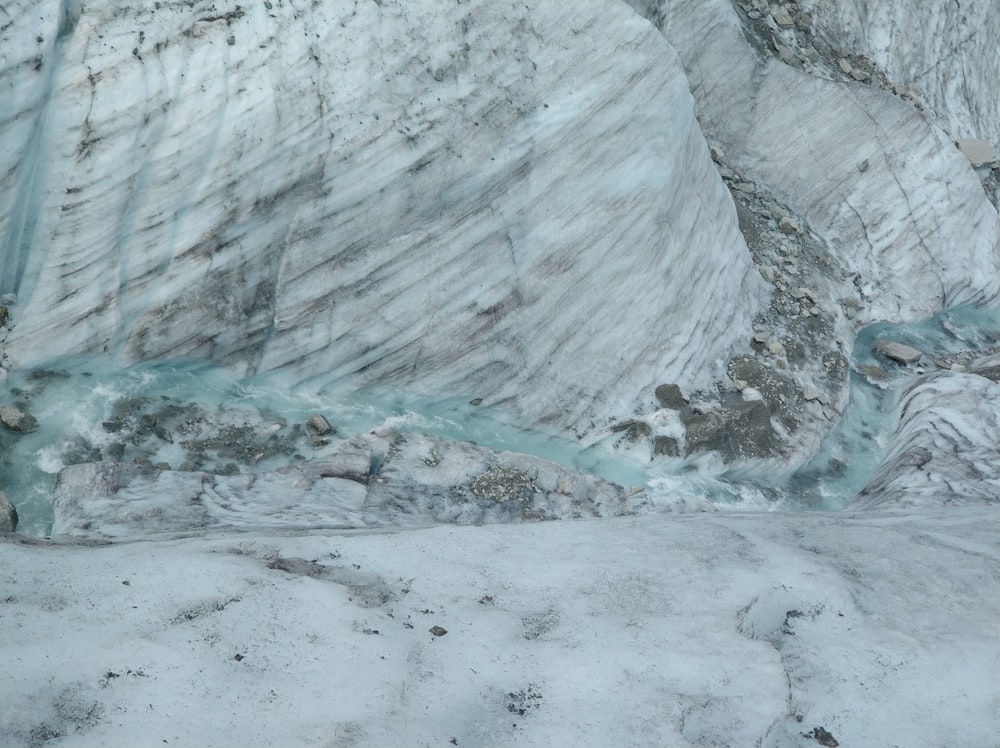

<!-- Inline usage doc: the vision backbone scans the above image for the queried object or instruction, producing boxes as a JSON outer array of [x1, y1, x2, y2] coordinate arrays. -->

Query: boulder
[[0, 405, 39, 433], [305, 415, 333, 436], [956, 138, 997, 168], [873, 340, 923, 364], [682, 399, 780, 460], [655, 383, 687, 410]]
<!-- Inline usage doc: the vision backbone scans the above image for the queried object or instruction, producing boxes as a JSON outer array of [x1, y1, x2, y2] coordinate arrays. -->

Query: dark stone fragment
[[810, 726, 839, 747], [0, 492, 18, 532], [653, 435, 679, 457], [305, 414, 333, 436], [610, 419, 652, 442], [654, 383, 687, 410]]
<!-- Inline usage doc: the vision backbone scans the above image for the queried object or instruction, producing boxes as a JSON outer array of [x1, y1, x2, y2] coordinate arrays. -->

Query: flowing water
[[3, 305, 997, 536], [670, 303, 1000, 511]]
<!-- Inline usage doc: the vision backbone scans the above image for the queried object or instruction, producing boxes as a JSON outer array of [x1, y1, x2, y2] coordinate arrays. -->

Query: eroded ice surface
[[3, 358, 652, 537]]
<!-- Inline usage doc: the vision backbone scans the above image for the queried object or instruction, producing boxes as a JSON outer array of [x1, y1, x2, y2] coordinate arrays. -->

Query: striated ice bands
[[852, 371, 1000, 510], [0, 0, 764, 441]]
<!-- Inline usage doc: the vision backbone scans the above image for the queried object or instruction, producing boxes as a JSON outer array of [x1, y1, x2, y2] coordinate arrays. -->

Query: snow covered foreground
[[3, 507, 998, 747]]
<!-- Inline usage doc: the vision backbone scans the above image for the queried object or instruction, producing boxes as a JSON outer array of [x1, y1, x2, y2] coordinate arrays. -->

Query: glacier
[[1, 0, 999, 746]]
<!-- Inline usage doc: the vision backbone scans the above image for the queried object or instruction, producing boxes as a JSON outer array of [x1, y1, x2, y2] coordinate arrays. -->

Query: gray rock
[[305, 414, 333, 436], [727, 355, 800, 431], [778, 216, 801, 234], [969, 353, 1000, 382], [653, 435, 680, 457], [773, 43, 798, 67], [956, 138, 997, 168], [468, 465, 535, 504], [771, 9, 794, 27], [654, 383, 687, 410], [610, 419, 652, 442], [0, 405, 39, 433], [0, 492, 17, 532], [802, 385, 828, 404], [874, 339, 923, 364], [790, 287, 814, 300], [682, 399, 779, 461]]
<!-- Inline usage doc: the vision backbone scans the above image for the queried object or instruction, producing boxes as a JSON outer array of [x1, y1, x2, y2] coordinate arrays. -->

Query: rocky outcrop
[[0, 0, 763, 443], [51, 429, 656, 539]]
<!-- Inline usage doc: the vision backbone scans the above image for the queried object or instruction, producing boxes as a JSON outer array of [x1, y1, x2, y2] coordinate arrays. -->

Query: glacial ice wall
[[0, 0, 765, 439], [798, 0, 1000, 144], [656, 0, 1000, 323]]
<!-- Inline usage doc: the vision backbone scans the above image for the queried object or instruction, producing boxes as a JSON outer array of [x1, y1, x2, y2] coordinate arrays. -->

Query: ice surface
[[2, 509, 997, 747]]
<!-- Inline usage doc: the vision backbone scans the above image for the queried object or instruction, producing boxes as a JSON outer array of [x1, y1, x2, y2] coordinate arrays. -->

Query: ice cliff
[[1, 0, 998, 746], [1, 0, 765, 441]]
